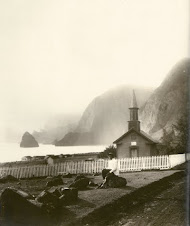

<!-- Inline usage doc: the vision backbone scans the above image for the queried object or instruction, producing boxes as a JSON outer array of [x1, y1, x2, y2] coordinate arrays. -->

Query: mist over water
[[0, 143, 107, 163]]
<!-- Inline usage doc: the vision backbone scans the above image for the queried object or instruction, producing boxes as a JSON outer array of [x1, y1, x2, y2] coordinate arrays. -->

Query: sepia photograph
[[0, 0, 189, 225]]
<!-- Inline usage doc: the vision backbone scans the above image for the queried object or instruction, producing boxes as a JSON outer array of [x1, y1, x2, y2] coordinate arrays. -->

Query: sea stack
[[20, 132, 39, 148]]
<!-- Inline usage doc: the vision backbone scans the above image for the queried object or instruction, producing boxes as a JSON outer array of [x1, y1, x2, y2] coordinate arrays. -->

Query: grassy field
[[0, 170, 185, 226], [109, 176, 186, 226]]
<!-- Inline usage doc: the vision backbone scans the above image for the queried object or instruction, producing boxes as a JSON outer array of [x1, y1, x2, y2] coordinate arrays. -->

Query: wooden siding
[[116, 131, 157, 158]]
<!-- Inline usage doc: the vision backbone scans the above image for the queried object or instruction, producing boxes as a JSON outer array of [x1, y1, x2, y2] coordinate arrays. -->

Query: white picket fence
[[0, 159, 109, 179], [0, 155, 172, 179], [119, 155, 169, 172]]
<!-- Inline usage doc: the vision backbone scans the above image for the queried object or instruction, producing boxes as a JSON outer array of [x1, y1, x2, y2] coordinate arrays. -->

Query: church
[[113, 90, 158, 158]]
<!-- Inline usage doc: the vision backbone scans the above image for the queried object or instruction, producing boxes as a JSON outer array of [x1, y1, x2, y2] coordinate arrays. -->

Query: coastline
[[0, 143, 107, 163]]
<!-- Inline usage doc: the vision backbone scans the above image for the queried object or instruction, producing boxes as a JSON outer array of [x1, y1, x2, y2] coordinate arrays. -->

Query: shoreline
[[0, 143, 107, 163]]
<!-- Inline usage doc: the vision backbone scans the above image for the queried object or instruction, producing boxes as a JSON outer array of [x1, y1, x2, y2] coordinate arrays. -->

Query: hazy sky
[[0, 0, 189, 140]]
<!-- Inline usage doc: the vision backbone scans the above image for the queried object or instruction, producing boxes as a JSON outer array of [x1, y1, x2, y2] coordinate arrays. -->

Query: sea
[[0, 143, 108, 163]]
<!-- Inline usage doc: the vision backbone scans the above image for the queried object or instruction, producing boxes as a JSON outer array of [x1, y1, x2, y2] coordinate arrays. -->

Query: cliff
[[56, 85, 153, 145], [140, 58, 190, 139], [57, 58, 189, 145]]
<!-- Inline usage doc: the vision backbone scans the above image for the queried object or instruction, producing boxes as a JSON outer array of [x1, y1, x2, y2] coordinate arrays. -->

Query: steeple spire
[[131, 90, 138, 108], [128, 90, 140, 131]]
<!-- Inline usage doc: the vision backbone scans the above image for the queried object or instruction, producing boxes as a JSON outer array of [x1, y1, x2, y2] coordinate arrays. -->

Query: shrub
[[98, 145, 116, 158]]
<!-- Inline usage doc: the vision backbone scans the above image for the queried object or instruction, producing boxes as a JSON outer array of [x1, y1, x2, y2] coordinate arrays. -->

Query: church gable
[[114, 129, 157, 158], [113, 128, 156, 145]]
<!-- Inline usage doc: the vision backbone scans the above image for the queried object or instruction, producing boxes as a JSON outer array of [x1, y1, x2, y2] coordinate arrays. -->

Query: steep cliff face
[[140, 58, 190, 139], [76, 85, 153, 143], [57, 85, 153, 145], [57, 58, 189, 146]]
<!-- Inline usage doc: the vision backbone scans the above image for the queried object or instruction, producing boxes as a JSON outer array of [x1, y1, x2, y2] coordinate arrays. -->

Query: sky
[[0, 0, 189, 141]]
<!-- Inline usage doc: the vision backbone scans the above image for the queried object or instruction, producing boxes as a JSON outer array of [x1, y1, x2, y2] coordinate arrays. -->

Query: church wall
[[116, 132, 156, 158], [150, 144, 158, 156]]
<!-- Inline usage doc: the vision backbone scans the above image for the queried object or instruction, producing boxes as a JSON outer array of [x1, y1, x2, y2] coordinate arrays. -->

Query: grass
[[0, 169, 184, 226]]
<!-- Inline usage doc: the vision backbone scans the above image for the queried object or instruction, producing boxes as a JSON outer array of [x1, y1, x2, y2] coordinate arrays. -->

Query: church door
[[130, 148, 138, 158]]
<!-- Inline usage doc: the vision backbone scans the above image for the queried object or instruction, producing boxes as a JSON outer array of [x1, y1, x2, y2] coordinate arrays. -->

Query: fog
[[0, 0, 189, 142]]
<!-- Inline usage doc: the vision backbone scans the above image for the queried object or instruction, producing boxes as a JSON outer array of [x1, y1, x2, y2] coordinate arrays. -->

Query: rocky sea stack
[[20, 132, 39, 148]]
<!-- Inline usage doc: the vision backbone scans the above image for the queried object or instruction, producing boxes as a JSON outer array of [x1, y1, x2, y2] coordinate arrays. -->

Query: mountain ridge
[[140, 58, 189, 139], [56, 85, 154, 145]]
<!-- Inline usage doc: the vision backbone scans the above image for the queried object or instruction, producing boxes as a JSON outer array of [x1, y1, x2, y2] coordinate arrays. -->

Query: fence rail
[[0, 155, 172, 179]]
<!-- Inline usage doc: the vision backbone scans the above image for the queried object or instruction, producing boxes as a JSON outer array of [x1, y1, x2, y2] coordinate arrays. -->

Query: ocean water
[[0, 143, 107, 163]]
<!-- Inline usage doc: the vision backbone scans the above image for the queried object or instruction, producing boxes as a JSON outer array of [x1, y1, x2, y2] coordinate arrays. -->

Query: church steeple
[[128, 90, 140, 131], [131, 90, 138, 108]]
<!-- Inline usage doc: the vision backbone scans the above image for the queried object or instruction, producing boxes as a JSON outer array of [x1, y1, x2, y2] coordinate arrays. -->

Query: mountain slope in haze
[[56, 85, 154, 145], [140, 58, 189, 139], [32, 114, 80, 144]]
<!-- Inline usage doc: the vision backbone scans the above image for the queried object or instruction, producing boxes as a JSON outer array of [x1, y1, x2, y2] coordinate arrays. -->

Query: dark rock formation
[[99, 174, 127, 188], [46, 177, 64, 187], [74, 174, 87, 182], [20, 131, 39, 148], [0, 175, 18, 183], [36, 190, 60, 208], [140, 58, 190, 140], [0, 186, 78, 226], [61, 173, 73, 178], [59, 187, 78, 203], [107, 175, 127, 188], [0, 188, 47, 225], [69, 177, 90, 190]]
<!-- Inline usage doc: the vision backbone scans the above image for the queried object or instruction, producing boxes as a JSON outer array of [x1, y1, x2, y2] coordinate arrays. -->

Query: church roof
[[113, 128, 158, 144], [139, 130, 158, 143], [130, 90, 138, 108]]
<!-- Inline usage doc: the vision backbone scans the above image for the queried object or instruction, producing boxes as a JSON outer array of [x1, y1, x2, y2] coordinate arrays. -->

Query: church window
[[130, 148, 138, 157]]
